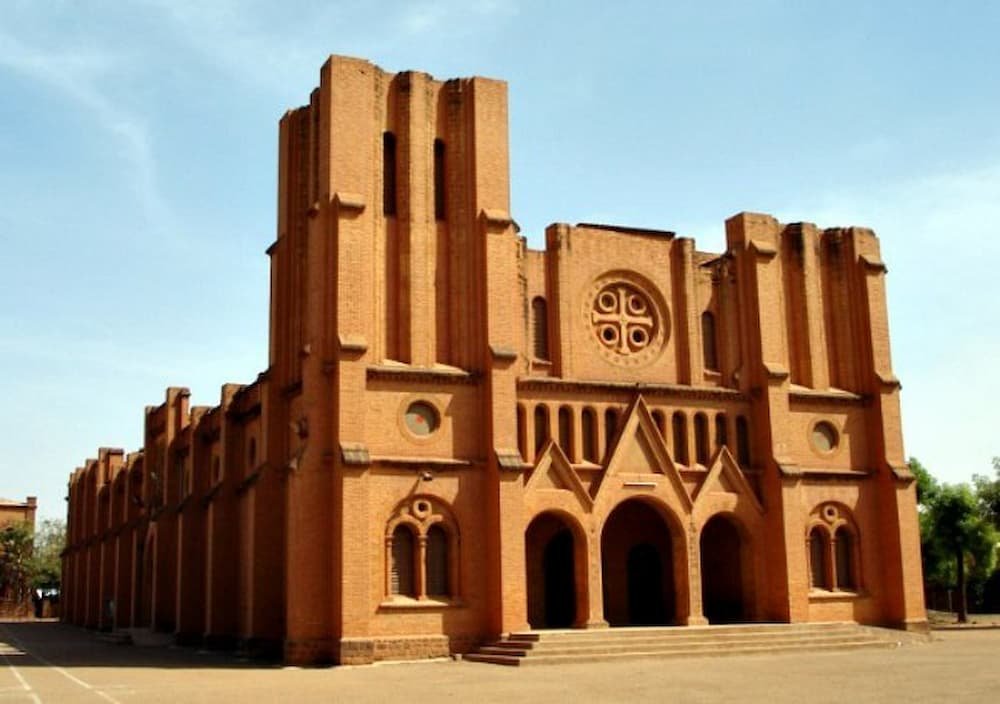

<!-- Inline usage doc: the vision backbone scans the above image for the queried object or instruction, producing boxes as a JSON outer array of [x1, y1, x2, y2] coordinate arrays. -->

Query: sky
[[1, 1, 998, 523]]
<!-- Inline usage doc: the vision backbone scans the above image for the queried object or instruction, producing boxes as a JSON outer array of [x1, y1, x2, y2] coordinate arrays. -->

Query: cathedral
[[61, 55, 927, 665]]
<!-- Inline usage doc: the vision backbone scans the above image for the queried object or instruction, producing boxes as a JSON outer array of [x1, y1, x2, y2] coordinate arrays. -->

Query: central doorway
[[601, 499, 676, 626], [700, 514, 746, 623], [526, 512, 579, 628]]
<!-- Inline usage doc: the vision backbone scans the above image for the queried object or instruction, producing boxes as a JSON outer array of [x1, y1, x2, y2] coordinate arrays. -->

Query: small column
[[585, 530, 608, 628], [417, 535, 428, 599], [684, 521, 708, 626]]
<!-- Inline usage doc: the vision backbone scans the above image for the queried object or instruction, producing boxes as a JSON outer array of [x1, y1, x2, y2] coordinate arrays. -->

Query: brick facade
[[61, 55, 927, 664]]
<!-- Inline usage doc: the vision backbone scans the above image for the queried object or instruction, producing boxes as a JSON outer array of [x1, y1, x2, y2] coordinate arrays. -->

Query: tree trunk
[[956, 548, 968, 623]]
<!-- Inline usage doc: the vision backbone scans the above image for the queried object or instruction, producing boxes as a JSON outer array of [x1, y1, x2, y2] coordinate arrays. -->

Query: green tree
[[29, 519, 65, 592], [924, 482, 998, 622], [972, 456, 1000, 530], [0, 521, 34, 606]]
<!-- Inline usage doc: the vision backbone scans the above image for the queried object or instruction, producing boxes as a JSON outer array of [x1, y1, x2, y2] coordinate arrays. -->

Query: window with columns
[[807, 503, 861, 592], [386, 496, 460, 602]]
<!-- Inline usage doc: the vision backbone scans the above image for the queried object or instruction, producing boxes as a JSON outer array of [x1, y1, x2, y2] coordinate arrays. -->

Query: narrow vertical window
[[516, 404, 527, 461], [715, 413, 727, 452], [558, 406, 573, 460], [702, 311, 718, 371], [604, 408, 619, 458], [426, 525, 449, 597], [672, 412, 688, 465], [581, 408, 598, 463], [383, 131, 397, 216], [736, 415, 751, 466], [694, 413, 710, 465], [809, 528, 829, 589], [835, 528, 855, 590], [391, 525, 415, 596], [651, 410, 666, 441], [532, 297, 549, 360], [534, 405, 550, 454], [433, 138, 446, 221]]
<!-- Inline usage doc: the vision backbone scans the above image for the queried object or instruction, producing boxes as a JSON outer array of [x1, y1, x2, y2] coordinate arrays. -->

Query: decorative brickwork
[[60, 54, 927, 666]]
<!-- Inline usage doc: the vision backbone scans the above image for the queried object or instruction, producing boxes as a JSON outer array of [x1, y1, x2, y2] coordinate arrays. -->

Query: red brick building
[[61, 55, 927, 664]]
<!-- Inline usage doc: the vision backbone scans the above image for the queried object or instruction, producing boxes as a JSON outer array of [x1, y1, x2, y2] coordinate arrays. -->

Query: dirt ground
[[1, 620, 998, 703]]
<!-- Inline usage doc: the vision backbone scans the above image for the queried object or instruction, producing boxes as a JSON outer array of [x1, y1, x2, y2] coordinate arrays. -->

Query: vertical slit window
[[672, 412, 688, 465], [702, 311, 718, 371], [383, 131, 397, 216], [391, 525, 415, 597], [604, 408, 619, 458], [715, 413, 727, 453], [558, 407, 573, 460], [516, 405, 527, 461], [582, 408, 598, 463], [835, 528, 855, 590], [652, 410, 666, 441], [534, 405, 550, 454], [434, 138, 446, 221], [694, 413, 710, 465], [736, 416, 751, 466], [809, 528, 828, 589], [532, 297, 549, 360], [426, 525, 449, 597]]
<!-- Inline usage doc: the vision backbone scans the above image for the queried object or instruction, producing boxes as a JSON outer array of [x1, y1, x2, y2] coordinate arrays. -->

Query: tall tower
[[269, 56, 521, 664]]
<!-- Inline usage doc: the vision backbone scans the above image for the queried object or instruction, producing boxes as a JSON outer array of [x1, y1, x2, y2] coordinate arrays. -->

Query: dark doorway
[[526, 513, 579, 628], [627, 543, 666, 625], [601, 499, 675, 626], [543, 530, 576, 627], [700, 515, 745, 623]]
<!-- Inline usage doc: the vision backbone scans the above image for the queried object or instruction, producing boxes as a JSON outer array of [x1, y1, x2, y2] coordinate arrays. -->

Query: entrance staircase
[[463, 622, 907, 666]]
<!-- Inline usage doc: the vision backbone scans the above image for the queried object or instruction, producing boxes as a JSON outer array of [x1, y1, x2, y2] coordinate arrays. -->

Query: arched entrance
[[700, 514, 746, 623], [526, 513, 579, 628], [601, 499, 676, 626]]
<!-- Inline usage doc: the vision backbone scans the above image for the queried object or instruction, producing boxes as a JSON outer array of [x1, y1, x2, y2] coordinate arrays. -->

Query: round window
[[812, 421, 839, 453], [404, 401, 439, 437]]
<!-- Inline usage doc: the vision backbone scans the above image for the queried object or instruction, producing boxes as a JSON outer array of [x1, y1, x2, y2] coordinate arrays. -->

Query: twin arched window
[[388, 499, 458, 600], [808, 514, 859, 591], [390, 523, 452, 599]]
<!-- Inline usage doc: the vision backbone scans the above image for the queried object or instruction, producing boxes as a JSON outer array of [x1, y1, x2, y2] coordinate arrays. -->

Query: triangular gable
[[596, 396, 692, 510], [525, 440, 594, 510], [693, 445, 764, 515]]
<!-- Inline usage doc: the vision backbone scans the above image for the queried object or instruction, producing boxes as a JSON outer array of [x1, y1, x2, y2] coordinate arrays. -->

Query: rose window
[[591, 283, 658, 357]]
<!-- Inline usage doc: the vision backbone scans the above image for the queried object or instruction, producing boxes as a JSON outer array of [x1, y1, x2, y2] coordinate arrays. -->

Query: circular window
[[404, 401, 439, 437], [812, 421, 839, 453], [588, 280, 664, 364]]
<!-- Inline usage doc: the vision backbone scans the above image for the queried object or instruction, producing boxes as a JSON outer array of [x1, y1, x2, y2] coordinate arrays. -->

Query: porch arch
[[525, 510, 588, 628]]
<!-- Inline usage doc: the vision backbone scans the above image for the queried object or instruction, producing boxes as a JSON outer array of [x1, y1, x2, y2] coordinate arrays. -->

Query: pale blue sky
[[2, 1, 998, 522]]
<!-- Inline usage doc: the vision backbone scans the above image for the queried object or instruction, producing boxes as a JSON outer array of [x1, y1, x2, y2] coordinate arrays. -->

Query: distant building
[[0, 496, 36, 530], [0, 496, 36, 615], [61, 55, 927, 665]]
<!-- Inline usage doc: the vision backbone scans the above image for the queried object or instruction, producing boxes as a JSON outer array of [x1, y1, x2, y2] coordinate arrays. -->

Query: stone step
[[474, 634, 890, 658], [505, 623, 861, 643], [464, 623, 907, 666], [464, 638, 896, 667]]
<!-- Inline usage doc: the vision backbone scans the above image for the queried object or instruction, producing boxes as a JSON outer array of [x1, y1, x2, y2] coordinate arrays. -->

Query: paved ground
[[1, 620, 998, 703]]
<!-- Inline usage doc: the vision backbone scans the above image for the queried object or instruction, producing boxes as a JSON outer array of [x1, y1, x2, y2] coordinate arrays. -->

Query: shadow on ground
[[0, 620, 280, 670]]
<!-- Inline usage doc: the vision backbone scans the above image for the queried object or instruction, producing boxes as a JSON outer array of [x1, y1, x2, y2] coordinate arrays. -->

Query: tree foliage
[[972, 456, 1000, 531], [29, 519, 65, 592], [0, 521, 34, 605], [912, 457, 1000, 622]]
